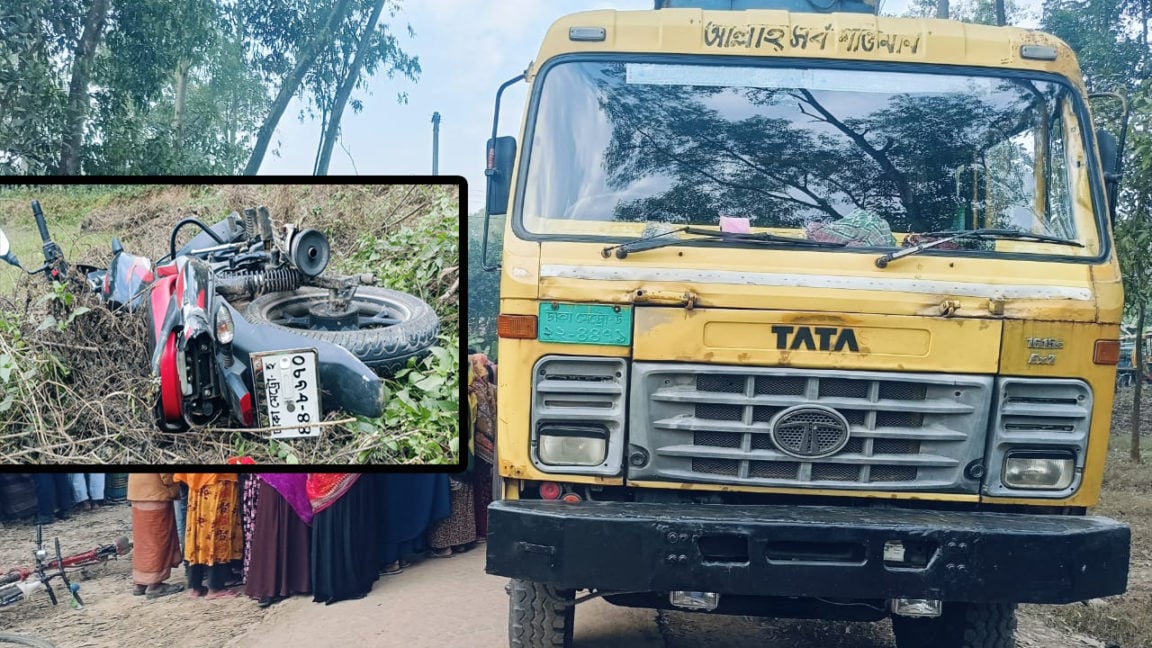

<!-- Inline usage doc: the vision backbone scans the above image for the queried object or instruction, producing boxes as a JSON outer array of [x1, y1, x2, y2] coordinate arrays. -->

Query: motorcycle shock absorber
[[242, 207, 259, 242], [216, 267, 302, 299]]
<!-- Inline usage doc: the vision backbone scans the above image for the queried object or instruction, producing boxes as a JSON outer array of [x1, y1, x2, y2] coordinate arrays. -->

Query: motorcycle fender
[[106, 250, 154, 311], [225, 302, 383, 419], [148, 277, 181, 372]]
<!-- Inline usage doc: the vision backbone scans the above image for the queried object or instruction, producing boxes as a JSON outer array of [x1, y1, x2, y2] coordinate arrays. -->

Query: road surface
[[228, 545, 897, 648]]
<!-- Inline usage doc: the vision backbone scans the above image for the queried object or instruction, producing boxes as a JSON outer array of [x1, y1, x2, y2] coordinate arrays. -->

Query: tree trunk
[[57, 0, 109, 175], [994, 0, 1007, 25], [243, 0, 355, 176], [1133, 303, 1146, 463], [936, 0, 949, 19], [172, 60, 190, 147], [314, 0, 386, 176]]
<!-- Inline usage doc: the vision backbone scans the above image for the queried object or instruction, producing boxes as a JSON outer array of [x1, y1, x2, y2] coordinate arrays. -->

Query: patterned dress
[[174, 473, 243, 592], [241, 475, 261, 581]]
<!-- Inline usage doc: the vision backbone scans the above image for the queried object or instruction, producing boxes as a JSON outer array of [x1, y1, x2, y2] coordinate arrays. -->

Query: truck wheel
[[891, 603, 1016, 648], [508, 579, 575, 648]]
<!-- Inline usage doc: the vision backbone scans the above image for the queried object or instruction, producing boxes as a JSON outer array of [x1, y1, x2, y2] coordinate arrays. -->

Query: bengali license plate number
[[257, 349, 321, 438]]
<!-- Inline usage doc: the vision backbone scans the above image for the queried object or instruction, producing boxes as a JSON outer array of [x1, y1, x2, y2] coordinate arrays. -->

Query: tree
[[1115, 84, 1152, 462], [242, 0, 355, 175], [310, 0, 420, 175], [57, 0, 109, 175], [1044, 0, 1152, 460]]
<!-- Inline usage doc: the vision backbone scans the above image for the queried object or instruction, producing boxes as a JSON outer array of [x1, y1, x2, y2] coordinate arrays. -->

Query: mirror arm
[[483, 72, 526, 272]]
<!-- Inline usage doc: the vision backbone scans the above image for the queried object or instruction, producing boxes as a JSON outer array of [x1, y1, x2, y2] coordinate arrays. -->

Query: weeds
[[0, 183, 461, 465]]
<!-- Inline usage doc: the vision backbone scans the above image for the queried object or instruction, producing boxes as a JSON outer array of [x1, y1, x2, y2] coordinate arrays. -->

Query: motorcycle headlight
[[214, 303, 235, 345]]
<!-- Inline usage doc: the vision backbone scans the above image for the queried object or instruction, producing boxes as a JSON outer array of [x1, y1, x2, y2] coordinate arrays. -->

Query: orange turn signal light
[[497, 314, 538, 339], [1094, 339, 1121, 365]]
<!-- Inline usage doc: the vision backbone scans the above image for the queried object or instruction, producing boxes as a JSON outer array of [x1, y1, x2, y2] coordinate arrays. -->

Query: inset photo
[[0, 179, 461, 466]]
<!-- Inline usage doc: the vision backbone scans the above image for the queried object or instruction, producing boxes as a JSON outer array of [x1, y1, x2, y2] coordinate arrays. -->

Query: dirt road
[[0, 502, 1110, 648]]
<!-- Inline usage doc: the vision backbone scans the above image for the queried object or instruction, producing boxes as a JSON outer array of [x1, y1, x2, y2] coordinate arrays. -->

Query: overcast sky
[[259, 0, 1048, 211]]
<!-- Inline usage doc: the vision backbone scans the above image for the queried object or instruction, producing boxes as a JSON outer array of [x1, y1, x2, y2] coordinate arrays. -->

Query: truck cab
[[479, 2, 1131, 646]]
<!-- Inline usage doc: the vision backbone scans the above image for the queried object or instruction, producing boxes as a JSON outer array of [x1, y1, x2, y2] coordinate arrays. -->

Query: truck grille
[[629, 364, 993, 492]]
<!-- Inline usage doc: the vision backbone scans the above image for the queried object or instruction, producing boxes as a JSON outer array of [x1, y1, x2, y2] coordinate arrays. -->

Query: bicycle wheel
[[0, 633, 56, 648]]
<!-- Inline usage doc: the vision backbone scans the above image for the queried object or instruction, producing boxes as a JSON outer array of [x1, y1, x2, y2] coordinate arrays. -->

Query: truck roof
[[531, 9, 1084, 84]]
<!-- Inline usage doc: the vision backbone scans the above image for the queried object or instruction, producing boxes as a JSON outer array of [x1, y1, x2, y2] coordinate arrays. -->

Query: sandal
[[429, 548, 454, 558], [146, 583, 185, 599], [257, 597, 277, 608], [132, 584, 147, 596], [381, 561, 404, 575]]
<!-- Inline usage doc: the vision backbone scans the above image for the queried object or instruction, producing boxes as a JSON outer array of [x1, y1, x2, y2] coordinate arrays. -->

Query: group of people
[[0, 473, 108, 523], [0, 352, 502, 610], [129, 471, 491, 606]]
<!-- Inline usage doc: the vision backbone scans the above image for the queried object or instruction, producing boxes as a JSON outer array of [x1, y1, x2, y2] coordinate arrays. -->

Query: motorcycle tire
[[243, 287, 440, 377]]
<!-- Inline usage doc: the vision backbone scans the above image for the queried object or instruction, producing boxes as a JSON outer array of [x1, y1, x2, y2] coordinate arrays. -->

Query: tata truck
[[479, 1, 1132, 646]]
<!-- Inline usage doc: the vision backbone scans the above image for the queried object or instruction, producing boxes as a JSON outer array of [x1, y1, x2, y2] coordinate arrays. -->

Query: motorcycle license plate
[[251, 349, 322, 439]]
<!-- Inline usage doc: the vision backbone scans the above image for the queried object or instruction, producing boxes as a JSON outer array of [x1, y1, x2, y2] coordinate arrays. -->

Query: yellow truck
[[478, 1, 1131, 646]]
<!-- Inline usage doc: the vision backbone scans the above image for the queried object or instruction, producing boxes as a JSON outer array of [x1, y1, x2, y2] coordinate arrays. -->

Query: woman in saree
[[173, 473, 243, 599], [246, 473, 313, 608], [309, 472, 381, 604], [127, 473, 184, 598]]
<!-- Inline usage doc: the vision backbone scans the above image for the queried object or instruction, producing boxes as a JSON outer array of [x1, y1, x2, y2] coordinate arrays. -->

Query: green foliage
[[354, 340, 459, 464], [35, 281, 91, 332], [337, 188, 459, 463], [1, 0, 420, 175], [344, 187, 459, 314], [467, 210, 502, 358]]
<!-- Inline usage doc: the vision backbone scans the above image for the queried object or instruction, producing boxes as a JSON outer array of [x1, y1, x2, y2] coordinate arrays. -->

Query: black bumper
[[485, 501, 1130, 604]]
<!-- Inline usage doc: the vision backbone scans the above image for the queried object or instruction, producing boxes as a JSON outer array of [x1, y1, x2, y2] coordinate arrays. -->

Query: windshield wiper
[[874, 228, 1083, 268], [601, 226, 846, 259]]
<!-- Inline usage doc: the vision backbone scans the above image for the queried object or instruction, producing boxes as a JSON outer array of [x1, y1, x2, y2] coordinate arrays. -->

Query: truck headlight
[[1002, 451, 1075, 490], [538, 425, 608, 466]]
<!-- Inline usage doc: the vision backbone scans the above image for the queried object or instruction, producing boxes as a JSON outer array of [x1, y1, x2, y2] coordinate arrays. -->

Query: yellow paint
[[634, 308, 1001, 371], [493, 8, 1122, 512]]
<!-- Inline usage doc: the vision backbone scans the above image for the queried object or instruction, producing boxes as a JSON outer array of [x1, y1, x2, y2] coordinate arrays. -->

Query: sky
[[257, 0, 1048, 211]]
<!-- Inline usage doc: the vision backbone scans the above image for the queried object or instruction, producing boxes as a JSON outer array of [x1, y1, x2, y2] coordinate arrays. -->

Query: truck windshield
[[519, 59, 1101, 257]]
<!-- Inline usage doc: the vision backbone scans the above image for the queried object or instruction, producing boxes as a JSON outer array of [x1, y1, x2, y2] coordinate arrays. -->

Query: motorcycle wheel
[[243, 287, 440, 377]]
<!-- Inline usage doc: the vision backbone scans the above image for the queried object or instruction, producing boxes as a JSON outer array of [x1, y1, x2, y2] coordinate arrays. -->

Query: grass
[[0, 183, 460, 465], [1023, 386, 1152, 648]]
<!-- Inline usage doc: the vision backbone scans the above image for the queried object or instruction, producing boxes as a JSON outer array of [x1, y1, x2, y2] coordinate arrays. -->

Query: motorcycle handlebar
[[31, 200, 50, 246]]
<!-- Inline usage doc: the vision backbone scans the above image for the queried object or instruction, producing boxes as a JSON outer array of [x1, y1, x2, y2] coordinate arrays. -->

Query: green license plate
[[538, 303, 632, 346]]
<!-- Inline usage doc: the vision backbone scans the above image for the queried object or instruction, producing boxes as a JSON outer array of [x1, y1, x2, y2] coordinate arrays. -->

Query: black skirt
[[311, 475, 380, 604]]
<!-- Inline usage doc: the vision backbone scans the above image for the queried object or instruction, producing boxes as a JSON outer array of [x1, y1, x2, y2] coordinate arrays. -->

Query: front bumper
[[485, 500, 1129, 604]]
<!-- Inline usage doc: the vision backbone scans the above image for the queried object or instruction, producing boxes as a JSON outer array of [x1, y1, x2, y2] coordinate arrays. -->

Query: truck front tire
[[891, 602, 1017, 648], [508, 579, 575, 648]]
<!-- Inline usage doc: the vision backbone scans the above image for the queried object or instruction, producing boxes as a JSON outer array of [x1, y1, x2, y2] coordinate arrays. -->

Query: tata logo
[[771, 325, 859, 352]]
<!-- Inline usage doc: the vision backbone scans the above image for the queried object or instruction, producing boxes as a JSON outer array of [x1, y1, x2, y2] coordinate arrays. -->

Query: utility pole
[[431, 112, 441, 175]]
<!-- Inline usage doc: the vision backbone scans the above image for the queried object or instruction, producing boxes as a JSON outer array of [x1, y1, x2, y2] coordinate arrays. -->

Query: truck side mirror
[[0, 228, 22, 269], [485, 136, 517, 216], [482, 72, 527, 272], [1096, 128, 1120, 223]]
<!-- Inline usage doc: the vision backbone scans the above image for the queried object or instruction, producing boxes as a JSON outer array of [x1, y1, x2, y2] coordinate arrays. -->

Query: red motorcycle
[[0, 201, 439, 434]]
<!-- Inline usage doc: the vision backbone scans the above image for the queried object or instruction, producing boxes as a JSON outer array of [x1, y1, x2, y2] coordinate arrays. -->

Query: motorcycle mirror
[[0, 227, 23, 269], [290, 228, 330, 277]]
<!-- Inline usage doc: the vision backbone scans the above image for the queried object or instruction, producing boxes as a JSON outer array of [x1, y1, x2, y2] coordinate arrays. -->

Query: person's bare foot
[[206, 588, 238, 600], [187, 587, 207, 598]]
